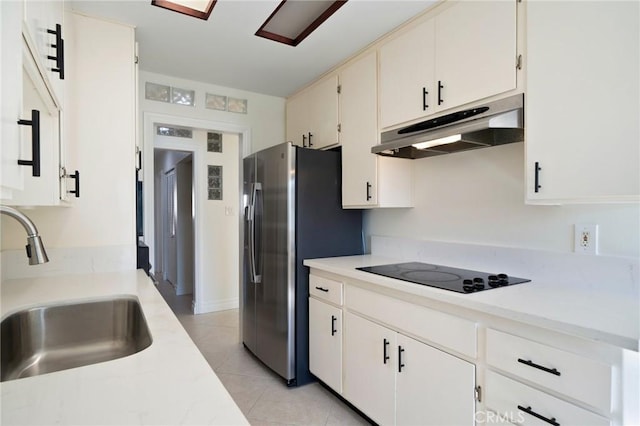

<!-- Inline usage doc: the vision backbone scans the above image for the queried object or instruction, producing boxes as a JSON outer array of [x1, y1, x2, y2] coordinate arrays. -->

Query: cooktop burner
[[356, 262, 530, 294]]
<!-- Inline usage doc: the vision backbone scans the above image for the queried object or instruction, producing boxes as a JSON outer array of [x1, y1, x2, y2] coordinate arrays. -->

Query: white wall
[[200, 133, 240, 311], [365, 142, 640, 258], [139, 71, 285, 155]]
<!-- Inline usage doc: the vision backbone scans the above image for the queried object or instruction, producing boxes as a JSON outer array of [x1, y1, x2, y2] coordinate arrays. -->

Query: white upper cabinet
[[1, 0, 25, 197], [7, 43, 64, 206], [340, 51, 412, 209], [23, 0, 65, 104], [379, 0, 518, 129], [525, 0, 639, 203], [379, 18, 435, 129], [1, 0, 68, 205], [285, 74, 339, 150], [434, 0, 517, 111]]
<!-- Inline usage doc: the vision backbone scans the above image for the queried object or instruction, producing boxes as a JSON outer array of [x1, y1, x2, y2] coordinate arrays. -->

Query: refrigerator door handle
[[249, 182, 263, 283]]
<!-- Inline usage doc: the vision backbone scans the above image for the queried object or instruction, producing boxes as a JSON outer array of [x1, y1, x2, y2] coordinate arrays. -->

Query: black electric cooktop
[[356, 262, 530, 294]]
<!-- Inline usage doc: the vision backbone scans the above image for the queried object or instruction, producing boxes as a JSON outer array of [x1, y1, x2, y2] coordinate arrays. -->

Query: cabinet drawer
[[309, 275, 343, 305], [485, 371, 610, 426], [345, 285, 476, 357], [486, 329, 612, 412]]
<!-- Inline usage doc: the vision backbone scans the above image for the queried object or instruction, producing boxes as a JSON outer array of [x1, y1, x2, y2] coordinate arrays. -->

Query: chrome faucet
[[0, 205, 49, 265]]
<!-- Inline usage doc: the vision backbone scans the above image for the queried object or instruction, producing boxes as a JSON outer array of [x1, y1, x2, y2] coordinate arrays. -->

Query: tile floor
[[156, 280, 371, 426]]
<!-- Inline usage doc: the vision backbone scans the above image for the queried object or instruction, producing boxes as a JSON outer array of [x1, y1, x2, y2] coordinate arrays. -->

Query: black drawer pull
[[422, 87, 429, 110], [398, 346, 405, 372], [47, 24, 65, 79], [67, 170, 80, 198], [437, 80, 444, 105], [534, 162, 542, 193], [517, 358, 561, 376], [518, 405, 560, 426], [366, 182, 372, 201], [331, 315, 337, 336], [17, 109, 41, 177], [383, 338, 390, 364], [314, 286, 329, 292], [308, 132, 313, 147]]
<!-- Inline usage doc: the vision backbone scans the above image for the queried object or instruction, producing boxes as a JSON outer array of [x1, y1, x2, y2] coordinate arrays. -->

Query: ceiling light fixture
[[412, 134, 463, 150], [151, 0, 216, 20], [256, 0, 348, 47]]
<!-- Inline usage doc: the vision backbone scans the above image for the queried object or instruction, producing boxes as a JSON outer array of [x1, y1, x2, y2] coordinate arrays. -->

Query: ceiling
[[68, 0, 437, 98]]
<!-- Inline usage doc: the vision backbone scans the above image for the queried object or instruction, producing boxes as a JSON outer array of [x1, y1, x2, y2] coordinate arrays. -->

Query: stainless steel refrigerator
[[242, 142, 363, 386]]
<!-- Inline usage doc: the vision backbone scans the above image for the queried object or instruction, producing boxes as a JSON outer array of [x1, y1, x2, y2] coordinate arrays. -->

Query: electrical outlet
[[574, 224, 598, 255]]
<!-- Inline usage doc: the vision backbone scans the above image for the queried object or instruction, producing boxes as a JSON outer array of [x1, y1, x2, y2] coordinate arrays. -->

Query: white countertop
[[0, 270, 249, 426], [304, 255, 639, 352]]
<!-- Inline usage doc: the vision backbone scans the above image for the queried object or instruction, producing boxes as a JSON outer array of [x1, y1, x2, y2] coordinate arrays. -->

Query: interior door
[[255, 143, 295, 381]]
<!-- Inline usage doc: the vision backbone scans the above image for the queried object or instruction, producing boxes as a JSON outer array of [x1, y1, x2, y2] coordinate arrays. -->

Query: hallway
[[156, 280, 370, 426]]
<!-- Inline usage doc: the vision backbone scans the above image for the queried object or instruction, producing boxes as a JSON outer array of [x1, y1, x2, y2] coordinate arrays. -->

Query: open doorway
[[143, 113, 249, 315], [154, 149, 194, 299]]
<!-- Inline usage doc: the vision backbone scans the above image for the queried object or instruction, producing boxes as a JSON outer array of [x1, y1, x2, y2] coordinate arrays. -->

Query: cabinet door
[[309, 298, 342, 393], [285, 94, 308, 147], [434, 0, 517, 111], [396, 333, 476, 426], [1, 0, 24, 196], [340, 52, 378, 207], [307, 74, 339, 150], [379, 18, 435, 129], [7, 44, 62, 206], [525, 1, 639, 203], [344, 312, 396, 425], [23, 0, 64, 104]]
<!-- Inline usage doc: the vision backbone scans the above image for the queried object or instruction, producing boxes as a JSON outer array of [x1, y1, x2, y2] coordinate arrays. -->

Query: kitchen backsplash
[[371, 235, 639, 295]]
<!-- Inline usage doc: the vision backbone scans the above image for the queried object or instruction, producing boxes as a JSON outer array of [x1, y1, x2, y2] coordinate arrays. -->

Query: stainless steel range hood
[[373, 94, 524, 159]]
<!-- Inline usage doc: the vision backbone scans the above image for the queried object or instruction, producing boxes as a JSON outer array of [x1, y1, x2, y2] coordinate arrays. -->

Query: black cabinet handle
[[47, 24, 65, 79], [67, 170, 80, 198], [308, 132, 313, 147], [398, 346, 405, 372], [534, 162, 542, 193], [136, 149, 142, 172], [517, 358, 561, 376], [438, 80, 444, 105], [422, 87, 429, 110], [17, 109, 41, 177], [314, 286, 329, 292], [331, 315, 337, 336], [517, 405, 560, 426], [302, 134, 307, 147], [383, 338, 390, 364], [366, 182, 372, 201]]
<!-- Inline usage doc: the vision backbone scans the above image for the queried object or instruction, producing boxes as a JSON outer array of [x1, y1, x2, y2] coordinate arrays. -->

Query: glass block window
[[171, 87, 195, 106], [208, 165, 222, 200], [145, 82, 170, 102], [205, 93, 227, 111], [157, 125, 193, 138], [228, 97, 248, 114], [207, 132, 223, 152]]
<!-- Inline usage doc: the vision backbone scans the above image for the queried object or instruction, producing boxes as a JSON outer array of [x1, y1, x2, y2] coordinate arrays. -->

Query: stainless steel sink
[[1, 297, 152, 382]]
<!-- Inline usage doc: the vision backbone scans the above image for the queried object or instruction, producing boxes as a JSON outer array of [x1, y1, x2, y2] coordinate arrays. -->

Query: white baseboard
[[194, 297, 239, 314], [1, 245, 137, 281]]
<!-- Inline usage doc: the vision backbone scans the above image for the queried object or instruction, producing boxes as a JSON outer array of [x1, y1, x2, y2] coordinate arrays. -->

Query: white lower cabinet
[[343, 311, 475, 425], [308, 297, 342, 393], [485, 371, 610, 426]]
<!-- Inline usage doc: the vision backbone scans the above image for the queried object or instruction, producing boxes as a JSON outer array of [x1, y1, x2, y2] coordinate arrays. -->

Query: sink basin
[[1, 296, 152, 382]]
